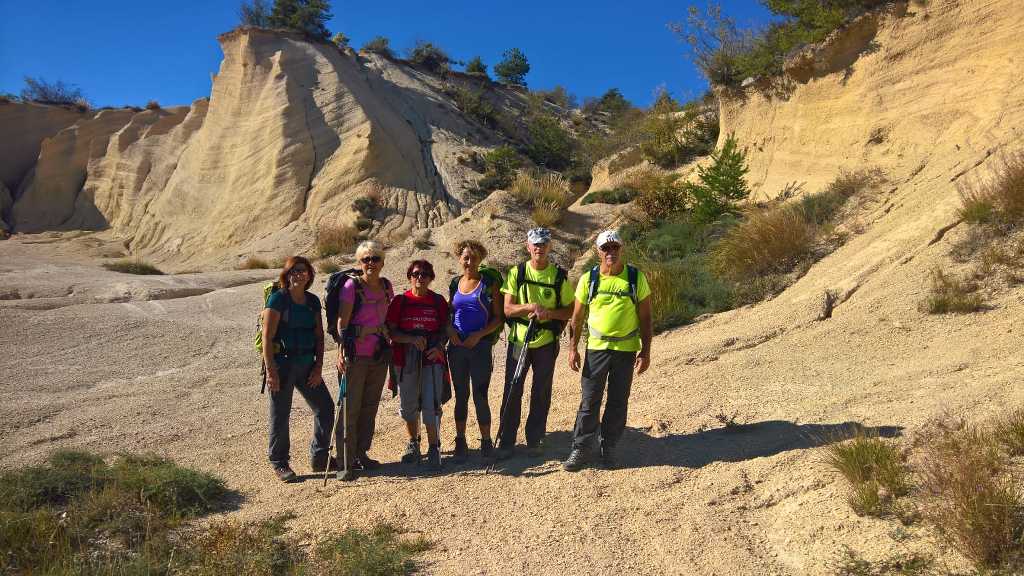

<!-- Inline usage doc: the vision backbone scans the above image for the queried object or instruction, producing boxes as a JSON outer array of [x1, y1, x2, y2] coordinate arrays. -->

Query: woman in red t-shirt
[[386, 259, 450, 471]]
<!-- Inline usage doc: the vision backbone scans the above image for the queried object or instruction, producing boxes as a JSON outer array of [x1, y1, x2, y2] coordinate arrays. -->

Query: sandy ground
[[2, 224, 1021, 575]]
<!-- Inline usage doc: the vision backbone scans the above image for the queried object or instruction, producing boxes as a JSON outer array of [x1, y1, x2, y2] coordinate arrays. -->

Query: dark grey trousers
[[448, 339, 494, 425], [498, 341, 558, 448], [268, 361, 335, 467], [571, 349, 636, 452]]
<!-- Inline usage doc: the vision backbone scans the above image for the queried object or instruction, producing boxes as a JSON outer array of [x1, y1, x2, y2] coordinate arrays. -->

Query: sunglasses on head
[[599, 243, 621, 253], [360, 255, 383, 264], [410, 270, 433, 279]]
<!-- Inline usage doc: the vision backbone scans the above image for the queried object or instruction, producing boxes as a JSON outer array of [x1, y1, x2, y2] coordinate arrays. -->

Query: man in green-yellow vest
[[564, 230, 652, 471]]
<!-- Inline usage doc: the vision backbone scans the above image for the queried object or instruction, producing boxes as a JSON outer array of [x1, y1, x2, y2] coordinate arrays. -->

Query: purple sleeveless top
[[452, 279, 488, 338]]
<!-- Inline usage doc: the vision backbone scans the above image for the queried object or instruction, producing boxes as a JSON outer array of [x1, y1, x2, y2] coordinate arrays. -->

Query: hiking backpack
[[254, 282, 317, 354], [586, 264, 639, 306], [324, 268, 392, 357], [324, 269, 393, 342], [447, 265, 504, 344], [507, 262, 569, 341]]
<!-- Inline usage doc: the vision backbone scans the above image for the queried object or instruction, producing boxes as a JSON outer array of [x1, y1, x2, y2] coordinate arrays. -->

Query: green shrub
[[533, 85, 577, 109], [313, 523, 432, 575], [921, 268, 984, 314], [352, 194, 379, 215], [833, 548, 935, 576], [689, 134, 750, 224], [525, 114, 574, 170], [582, 187, 637, 205], [582, 88, 632, 119], [494, 48, 530, 86], [332, 31, 350, 49], [268, 0, 331, 42], [103, 259, 164, 275], [635, 253, 732, 331], [472, 146, 522, 195], [408, 41, 450, 73], [361, 36, 393, 57], [634, 171, 691, 222], [145, 100, 161, 110], [448, 86, 498, 128], [465, 56, 488, 78]]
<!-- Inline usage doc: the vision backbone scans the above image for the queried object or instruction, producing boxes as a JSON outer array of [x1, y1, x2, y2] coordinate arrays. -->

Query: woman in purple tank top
[[446, 240, 505, 462]]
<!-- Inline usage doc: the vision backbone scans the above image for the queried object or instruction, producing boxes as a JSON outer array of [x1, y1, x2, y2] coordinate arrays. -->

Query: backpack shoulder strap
[[516, 263, 526, 302], [554, 266, 568, 308], [587, 266, 601, 304], [626, 265, 639, 305]]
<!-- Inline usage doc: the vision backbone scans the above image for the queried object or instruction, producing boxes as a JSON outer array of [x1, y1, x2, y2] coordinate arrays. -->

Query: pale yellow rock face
[[9, 29, 508, 266], [0, 101, 83, 191]]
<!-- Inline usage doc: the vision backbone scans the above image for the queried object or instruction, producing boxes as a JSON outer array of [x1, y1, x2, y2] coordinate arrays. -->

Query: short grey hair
[[355, 240, 384, 260]]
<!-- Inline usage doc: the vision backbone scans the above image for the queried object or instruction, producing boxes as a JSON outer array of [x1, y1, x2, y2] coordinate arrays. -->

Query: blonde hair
[[355, 240, 384, 260]]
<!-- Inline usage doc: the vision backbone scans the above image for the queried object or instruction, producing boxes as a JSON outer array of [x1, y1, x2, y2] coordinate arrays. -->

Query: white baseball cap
[[595, 230, 623, 248]]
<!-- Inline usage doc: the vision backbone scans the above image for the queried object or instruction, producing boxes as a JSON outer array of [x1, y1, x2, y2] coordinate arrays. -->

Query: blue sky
[[0, 0, 772, 109]]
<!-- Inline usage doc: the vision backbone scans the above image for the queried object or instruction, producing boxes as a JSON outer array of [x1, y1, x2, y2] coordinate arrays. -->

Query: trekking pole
[[323, 370, 347, 487], [487, 319, 537, 474]]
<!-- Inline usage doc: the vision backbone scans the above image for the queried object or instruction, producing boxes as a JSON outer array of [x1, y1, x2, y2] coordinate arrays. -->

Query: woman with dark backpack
[[334, 240, 393, 481], [387, 260, 450, 471], [262, 256, 333, 483], [446, 240, 504, 462]]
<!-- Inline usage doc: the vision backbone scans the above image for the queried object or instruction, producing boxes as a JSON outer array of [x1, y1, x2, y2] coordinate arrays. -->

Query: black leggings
[[448, 340, 494, 425]]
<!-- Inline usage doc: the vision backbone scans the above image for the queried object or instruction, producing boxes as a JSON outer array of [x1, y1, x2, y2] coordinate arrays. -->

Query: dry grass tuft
[[510, 171, 572, 226], [920, 268, 984, 314], [711, 205, 816, 282], [102, 259, 164, 275], [957, 152, 1024, 225], [531, 199, 563, 227], [316, 223, 360, 258], [238, 257, 273, 270], [915, 417, 1024, 570], [317, 259, 341, 274], [994, 409, 1024, 456]]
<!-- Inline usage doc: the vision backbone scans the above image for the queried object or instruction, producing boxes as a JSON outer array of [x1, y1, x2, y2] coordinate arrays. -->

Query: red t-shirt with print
[[386, 290, 449, 368]]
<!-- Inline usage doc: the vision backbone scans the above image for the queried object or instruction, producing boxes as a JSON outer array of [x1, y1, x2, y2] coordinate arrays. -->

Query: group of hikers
[[260, 227, 653, 482]]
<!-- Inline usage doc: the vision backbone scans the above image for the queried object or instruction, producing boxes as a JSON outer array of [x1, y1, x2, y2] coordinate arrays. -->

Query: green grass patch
[[0, 450, 432, 575], [102, 259, 164, 275]]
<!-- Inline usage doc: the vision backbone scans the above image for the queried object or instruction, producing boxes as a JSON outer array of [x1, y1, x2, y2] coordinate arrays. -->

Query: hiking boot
[[337, 468, 359, 482], [453, 436, 469, 463], [562, 448, 590, 472], [310, 455, 338, 473], [274, 464, 297, 482], [600, 445, 618, 470], [480, 438, 494, 459], [526, 440, 544, 458], [426, 444, 442, 471], [356, 453, 381, 470], [494, 443, 515, 461], [401, 437, 421, 464]]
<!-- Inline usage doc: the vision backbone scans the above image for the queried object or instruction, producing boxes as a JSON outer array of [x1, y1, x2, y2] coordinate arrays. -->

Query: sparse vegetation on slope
[[920, 268, 984, 314], [674, 1, 897, 88], [958, 152, 1024, 225], [361, 35, 394, 58], [316, 222, 360, 257], [510, 171, 574, 226], [20, 76, 90, 110], [494, 48, 530, 86], [826, 414, 1024, 574]]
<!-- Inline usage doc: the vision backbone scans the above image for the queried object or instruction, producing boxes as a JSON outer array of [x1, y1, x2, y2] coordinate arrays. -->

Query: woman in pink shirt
[[334, 240, 393, 481]]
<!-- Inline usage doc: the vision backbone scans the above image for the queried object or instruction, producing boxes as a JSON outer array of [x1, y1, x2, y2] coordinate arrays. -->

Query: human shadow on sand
[[487, 420, 902, 475]]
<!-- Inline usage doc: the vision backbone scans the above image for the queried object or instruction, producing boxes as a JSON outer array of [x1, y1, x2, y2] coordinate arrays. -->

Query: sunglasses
[[360, 255, 383, 264], [288, 267, 309, 275], [599, 244, 622, 253], [410, 271, 433, 279]]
